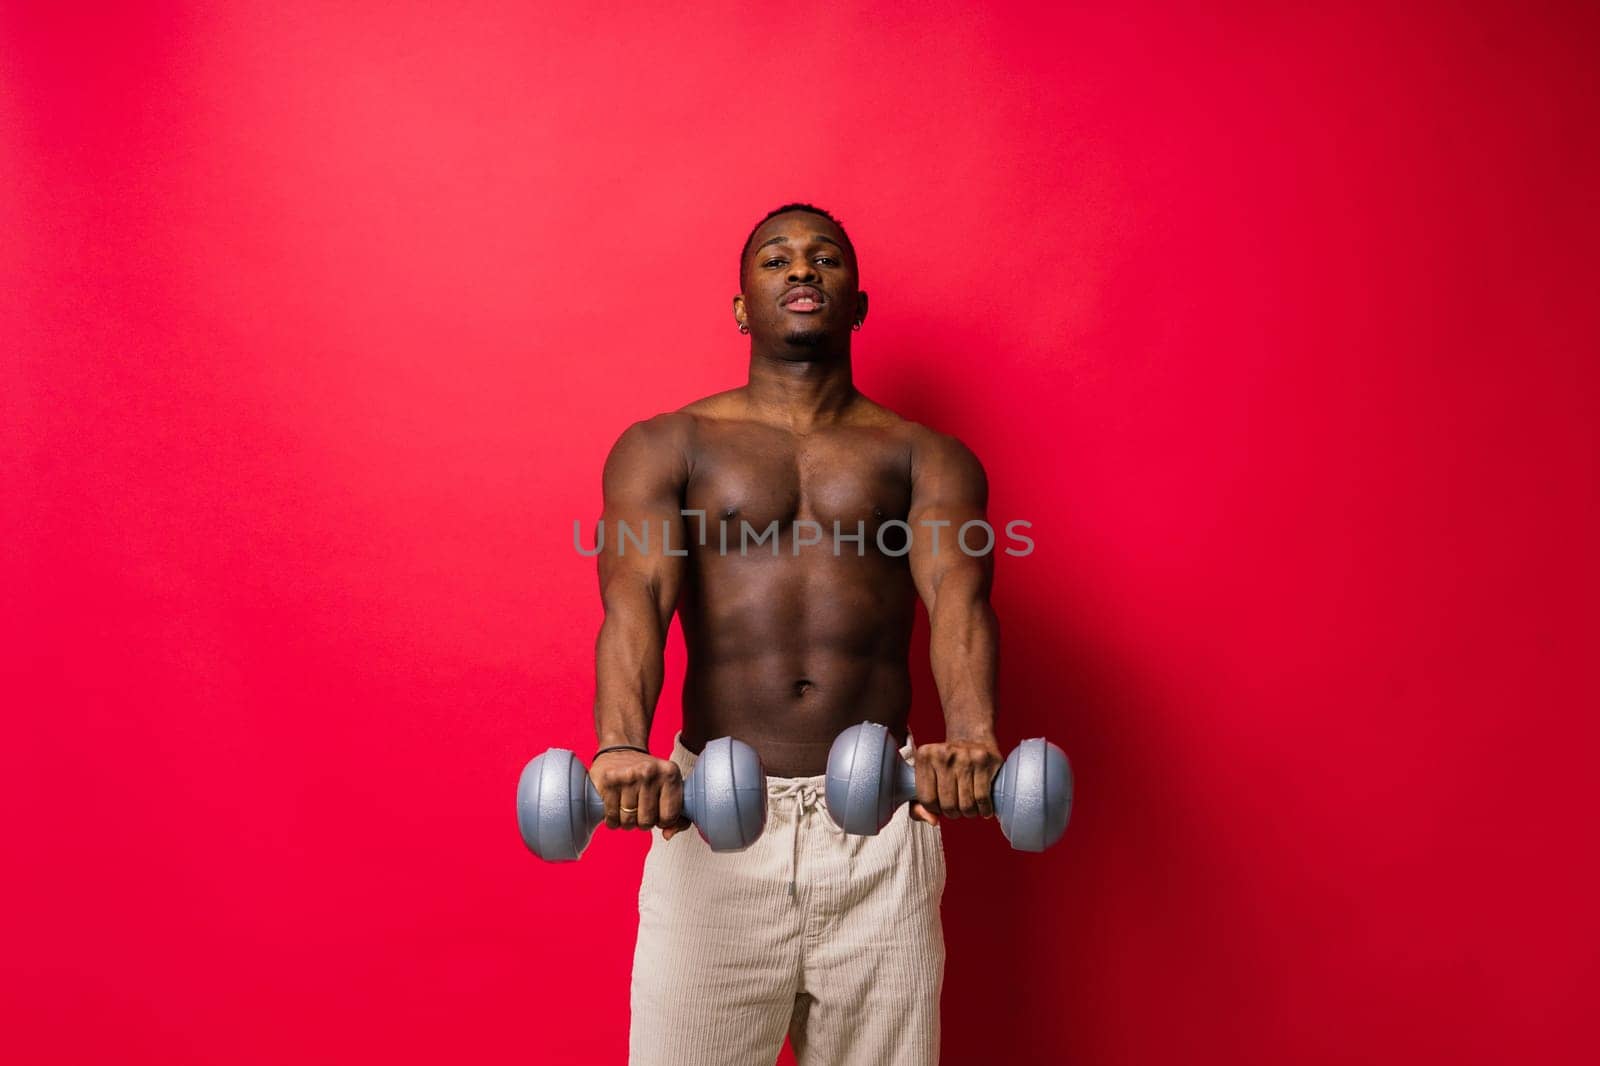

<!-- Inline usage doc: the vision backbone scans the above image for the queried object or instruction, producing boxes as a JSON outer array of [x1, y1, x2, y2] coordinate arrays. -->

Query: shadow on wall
[[868, 336, 1258, 1064]]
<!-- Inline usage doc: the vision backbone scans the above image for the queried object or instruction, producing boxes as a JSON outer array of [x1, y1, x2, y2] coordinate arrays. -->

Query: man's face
[[734, 211, 865, 352]]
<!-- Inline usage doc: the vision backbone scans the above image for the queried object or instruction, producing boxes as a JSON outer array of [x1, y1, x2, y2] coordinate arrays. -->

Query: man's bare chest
[[683, 427, 913, 535]]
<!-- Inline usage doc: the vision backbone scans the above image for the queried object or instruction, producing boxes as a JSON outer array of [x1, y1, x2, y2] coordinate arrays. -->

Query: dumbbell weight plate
[[991, 738, 1073, 852], [516, 748, 607, 863], [824, 721, 915, 835], [683, 735, 768, 851]]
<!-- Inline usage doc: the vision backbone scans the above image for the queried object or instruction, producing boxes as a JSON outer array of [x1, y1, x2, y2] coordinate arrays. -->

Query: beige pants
[[630, 732, 947, 1066]]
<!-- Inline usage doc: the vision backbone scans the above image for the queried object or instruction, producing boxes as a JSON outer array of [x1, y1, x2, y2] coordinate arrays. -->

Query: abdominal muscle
[[676, 550, 918, 777]]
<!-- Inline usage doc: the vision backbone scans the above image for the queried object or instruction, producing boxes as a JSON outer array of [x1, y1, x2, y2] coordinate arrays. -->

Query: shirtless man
[[590, 204, 1002, 1066]]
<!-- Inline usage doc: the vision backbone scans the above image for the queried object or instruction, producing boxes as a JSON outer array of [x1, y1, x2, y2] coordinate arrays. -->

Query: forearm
[[592, 599, 667, 748], [927, 586, 999, 742]]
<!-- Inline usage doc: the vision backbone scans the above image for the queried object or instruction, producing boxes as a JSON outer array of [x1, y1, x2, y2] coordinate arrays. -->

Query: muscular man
[[590, 203, 1001, 1066]]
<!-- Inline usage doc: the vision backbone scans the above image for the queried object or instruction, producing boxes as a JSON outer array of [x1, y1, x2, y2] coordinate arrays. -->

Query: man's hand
[[589, 750, 691, 839], [910, 737, 1004, 825]]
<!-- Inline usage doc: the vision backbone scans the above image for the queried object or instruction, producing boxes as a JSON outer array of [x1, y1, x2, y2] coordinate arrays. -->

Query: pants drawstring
[[767, 780, 835, 899]]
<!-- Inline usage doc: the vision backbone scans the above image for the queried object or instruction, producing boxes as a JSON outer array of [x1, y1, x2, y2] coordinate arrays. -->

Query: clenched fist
[[589, 750, 692, 839], [910, 738, 1004, 825]]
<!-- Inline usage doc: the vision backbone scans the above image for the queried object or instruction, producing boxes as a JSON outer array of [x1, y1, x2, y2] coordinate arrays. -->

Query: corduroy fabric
[[629, 731, 947, 1065]]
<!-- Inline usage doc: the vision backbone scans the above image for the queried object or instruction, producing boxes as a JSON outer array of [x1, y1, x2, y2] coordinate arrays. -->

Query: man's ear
[[732, 293, 747, 330], [855, 290, 869, 326]]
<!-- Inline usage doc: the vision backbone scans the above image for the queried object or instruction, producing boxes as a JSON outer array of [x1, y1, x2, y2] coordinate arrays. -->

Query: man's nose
[[786, 259, 818, 283]]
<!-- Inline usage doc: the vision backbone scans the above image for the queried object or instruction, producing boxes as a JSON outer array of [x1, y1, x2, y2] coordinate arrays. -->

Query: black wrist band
[[593, 743, 651, 762]]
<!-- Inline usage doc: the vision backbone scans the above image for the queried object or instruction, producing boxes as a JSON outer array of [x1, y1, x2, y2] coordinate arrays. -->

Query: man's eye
[[815, 257, 837, 266], [763, 258, 786, 268]]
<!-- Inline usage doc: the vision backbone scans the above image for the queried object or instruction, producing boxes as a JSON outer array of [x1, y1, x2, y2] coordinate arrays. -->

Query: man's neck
[[744, 347, 860, 433]]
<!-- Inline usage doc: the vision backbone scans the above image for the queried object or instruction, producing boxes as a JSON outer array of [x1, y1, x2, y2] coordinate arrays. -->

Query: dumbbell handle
[[888, 756, 918, 808], [576, 761, 715, 824]]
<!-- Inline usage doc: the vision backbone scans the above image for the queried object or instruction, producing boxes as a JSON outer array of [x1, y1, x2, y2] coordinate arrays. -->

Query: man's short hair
[[739, 203, 854, 284]]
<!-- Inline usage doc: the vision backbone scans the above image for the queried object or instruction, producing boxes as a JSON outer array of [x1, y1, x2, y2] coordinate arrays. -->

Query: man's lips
[[780, 286, 825, 313]]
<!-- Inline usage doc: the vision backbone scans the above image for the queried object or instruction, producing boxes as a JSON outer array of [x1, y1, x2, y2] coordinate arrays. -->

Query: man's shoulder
[[612, 390, 743, 449], [604, 412, 697, 489], [837, 404, 985, 489], [898, 420, 987, 482], [612, 410, 695, 449], [677, 387, 746, 420], [605, 393, 746, 479], [870, 409, 977, 459]]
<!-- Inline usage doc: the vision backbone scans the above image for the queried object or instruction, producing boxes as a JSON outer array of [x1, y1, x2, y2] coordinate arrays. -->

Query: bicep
[[597, 418, 690, 625], [906, 432, 993, 607]]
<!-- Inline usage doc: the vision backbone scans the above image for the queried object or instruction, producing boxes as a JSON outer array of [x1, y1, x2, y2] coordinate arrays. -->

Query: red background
[[6, 3, 1597, 1063]]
